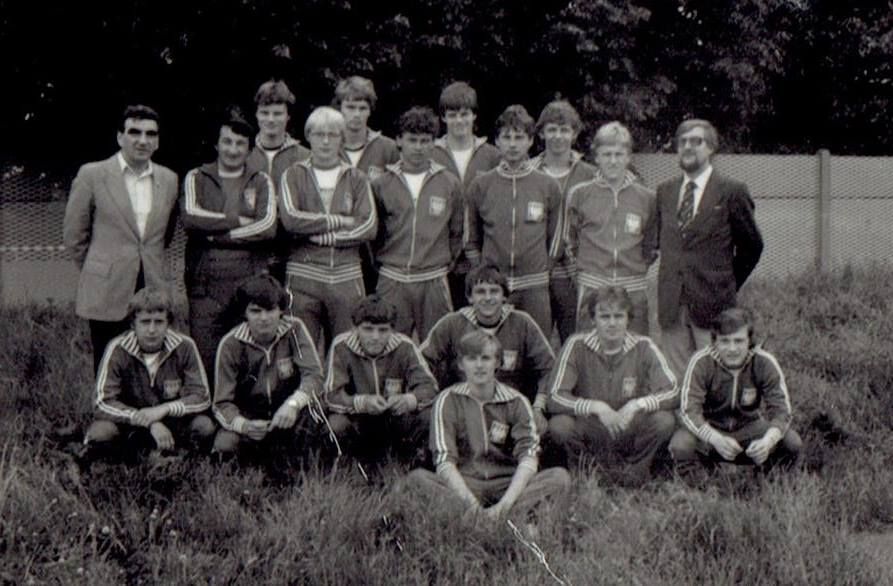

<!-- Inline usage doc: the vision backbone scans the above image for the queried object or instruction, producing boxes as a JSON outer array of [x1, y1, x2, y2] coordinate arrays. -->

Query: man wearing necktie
[[646, 119, 763, 378], [64, 105, 180, 374]]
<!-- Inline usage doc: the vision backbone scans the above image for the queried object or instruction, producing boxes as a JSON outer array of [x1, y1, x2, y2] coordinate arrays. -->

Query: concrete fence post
[[817, 149, 832, 271]]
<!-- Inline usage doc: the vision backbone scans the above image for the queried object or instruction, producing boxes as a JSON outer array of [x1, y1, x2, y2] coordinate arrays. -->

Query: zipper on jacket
[[476, 396, 490, 454], [248, 336, 279, 407], [263, 346, 274, 405], [730, 370, 740, 410], [308, 165, 347, 269], [270, 146, 290, 177], [268, 151, 278, 176], [448, 148, 462, 182], [510, 175, 517, 278], [372, 360, 380, 396], [397, 171, 427, 271], [141, 347, 173, 388], [612, 187, 619, 280]]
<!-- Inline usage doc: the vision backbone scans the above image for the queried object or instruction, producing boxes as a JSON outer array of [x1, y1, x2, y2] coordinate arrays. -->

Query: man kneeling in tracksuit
[[545, 286, 678, 485], [211, 275, 324, 457], [324, 294, 438, 463], [84, 288, 215, 460], [669, 308, 802, 475]]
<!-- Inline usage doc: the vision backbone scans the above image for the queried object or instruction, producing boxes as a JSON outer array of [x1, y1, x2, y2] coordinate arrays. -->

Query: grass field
[[2, 265, 893, 584]]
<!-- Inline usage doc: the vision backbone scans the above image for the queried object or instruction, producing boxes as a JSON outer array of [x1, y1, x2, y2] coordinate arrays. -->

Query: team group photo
[[3, 2, 893, 584]]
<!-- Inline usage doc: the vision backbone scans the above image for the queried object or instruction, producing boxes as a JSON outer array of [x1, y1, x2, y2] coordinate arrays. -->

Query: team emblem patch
[[367, 166, 383, 181], [501, 350, 518, 371], [740, 387, 758, 407], [162, 379, 182, 399], [277, 357, 294, 379], [489, 420, 509, 444], [526, 201, 545, 222], [625, 213, 642, 235], [429, 196, 446, 217], [384, 377, 403, 398], [622, 376, 637, 398], [243, 187, 257, 212]]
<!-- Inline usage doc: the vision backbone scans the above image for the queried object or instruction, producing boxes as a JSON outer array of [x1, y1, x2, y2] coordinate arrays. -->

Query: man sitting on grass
[[670, 308, 802, 475], [84, 288, 215, 460], [324, 294, 437, 464], [212, 274, 324, 457], [407, 330, 570, 520], [546, 286, 677, 485]]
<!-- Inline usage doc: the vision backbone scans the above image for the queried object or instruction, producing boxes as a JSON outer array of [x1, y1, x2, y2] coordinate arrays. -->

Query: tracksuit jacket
[[679, 346, 793, 442], [212, 316, 323, 433], [278, 160, 378, 284], [430, 136, 502, 188], [180, 163, 277, 251], [95, 330, 211, 423], [340, 130, 399, 176], [246, 134, 311, 183], [430, 136, 502, 276], [324, 331, 438, 414], [547, 330, 677, 416], [371, 161, 464, 282], [431, 382, 540, 480], [420, 305, 555, 408], [530, 152, 598, 280], [466, 160, 563, 292], [245, 135, 312, 280], [565, 170, 657, 292]]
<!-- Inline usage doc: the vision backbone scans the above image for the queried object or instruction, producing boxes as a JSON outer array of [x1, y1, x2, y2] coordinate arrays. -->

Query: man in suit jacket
[[649, 119, 763, 377], [64, 104, 179, 373]]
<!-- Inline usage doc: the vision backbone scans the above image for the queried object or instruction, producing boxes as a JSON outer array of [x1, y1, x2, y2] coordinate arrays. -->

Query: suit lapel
[[102, 156, 140, 238], [144, 170, 170, 239], [668, 176, 684, 209], [664, 176, 684, 228]]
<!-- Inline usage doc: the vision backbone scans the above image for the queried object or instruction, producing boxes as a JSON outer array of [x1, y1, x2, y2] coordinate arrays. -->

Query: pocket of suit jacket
[[83, 258, 112, 278]]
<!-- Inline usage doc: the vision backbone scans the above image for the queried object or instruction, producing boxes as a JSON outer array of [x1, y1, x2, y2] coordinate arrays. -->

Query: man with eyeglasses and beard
[[646, 119, 763, 378]]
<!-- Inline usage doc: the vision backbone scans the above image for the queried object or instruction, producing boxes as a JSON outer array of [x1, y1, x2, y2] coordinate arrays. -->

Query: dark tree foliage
[[1, 0, 890, 178]]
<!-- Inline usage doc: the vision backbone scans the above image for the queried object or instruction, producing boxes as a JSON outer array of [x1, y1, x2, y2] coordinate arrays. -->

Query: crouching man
[[407, 331, 570, 520], [325, 295, 437, 463], [670, 308, 802, 475], [546, 286, 677, 485], [84, 288, 215, 459], [212, 274, 324, 456]]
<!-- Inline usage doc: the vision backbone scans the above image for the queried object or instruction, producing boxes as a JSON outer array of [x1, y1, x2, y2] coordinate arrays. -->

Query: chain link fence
[[2, 153, 891, 305], [0, 164, 186, 305]]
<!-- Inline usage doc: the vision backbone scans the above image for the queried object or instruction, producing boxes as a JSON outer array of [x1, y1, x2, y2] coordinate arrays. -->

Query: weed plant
[[2, 266, 893, 584]]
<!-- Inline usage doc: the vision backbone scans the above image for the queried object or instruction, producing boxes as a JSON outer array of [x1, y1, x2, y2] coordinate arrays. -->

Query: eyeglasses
[[677, 136, 705, 148], [309, 131, 341, 141]]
